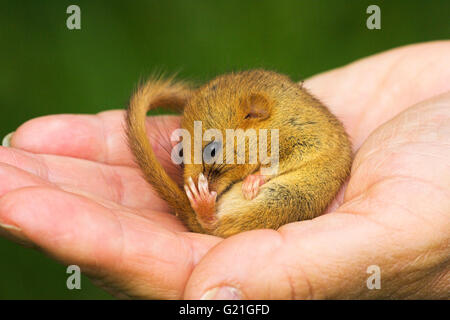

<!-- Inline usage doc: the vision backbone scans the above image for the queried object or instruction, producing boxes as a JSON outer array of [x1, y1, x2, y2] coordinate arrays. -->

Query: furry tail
[[126, 78, 203, 232]]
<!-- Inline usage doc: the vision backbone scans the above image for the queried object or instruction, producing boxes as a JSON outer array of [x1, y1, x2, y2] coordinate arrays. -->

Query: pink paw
[[184, 173, 217, 230], [242, 174, 266, 200]]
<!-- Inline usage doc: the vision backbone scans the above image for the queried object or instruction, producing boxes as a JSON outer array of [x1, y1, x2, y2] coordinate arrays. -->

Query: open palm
[[0, 41, 448, 299]]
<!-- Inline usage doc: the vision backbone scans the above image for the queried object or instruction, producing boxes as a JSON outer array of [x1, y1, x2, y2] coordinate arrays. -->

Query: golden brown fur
[[126, 70, 352, 238]]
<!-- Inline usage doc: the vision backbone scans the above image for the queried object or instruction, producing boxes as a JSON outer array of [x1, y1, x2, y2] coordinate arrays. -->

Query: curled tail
[[125, 78, 203, 233]]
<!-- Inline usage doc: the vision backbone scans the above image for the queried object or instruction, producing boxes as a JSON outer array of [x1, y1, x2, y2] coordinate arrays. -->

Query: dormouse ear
[[242, 93, 271, 120]]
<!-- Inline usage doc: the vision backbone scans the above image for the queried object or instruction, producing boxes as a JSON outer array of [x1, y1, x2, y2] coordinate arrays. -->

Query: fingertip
[[0, 163, 51, 198], [0, 186, 53, 246], [1, 132, 14, 147], [0, 186, 57, 227]]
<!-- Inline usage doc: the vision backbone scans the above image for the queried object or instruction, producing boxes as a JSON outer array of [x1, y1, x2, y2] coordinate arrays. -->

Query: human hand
[[0, 113, 221, 299], [1, 41, 449, 299]]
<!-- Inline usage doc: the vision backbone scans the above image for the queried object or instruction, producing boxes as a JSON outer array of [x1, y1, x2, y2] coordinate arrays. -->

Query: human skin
[[0, 41, 449, 299]]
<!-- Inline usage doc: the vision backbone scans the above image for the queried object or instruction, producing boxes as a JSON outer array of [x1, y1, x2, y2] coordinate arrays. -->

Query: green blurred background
[[0, 0, 448, 299]]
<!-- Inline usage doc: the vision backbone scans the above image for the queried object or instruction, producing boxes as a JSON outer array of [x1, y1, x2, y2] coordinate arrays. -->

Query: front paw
[[184, 173, 217, 230]]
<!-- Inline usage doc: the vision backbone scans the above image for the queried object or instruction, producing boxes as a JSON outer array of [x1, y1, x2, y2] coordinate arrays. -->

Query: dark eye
[[178, 147, 184, 168], [171, 143, 185, 168], [203, 140, 222, 164]]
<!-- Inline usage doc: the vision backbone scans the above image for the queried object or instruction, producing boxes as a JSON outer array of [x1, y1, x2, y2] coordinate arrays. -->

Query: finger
[[198, 173, 209, 197], [0, 146, 169, 212], [0, 163, 53, 198], [0, 186, 220, 299], [209, 191, 217, 203], [0, 152, 185, 229], [304, 40, 450, 150], [252, 179, 259, 199], [0, 163, 55, 247], [187, 176, 200, 199], [10, 110, 182, 171], [185, 185, 197, 208]]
